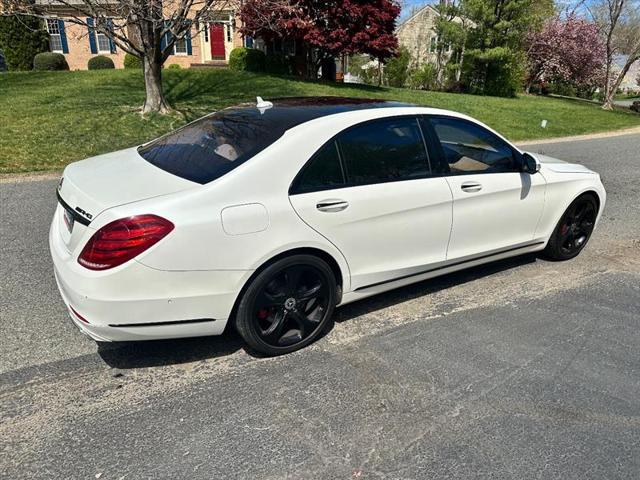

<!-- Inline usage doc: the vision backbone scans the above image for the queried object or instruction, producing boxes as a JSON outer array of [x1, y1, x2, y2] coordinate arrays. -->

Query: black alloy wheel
[[235, 255, 337, 355], [545, 194, 598, 260]]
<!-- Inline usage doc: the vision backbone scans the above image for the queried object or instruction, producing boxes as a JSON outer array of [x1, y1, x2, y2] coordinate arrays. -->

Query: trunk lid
[[56, 147, 196, 251]]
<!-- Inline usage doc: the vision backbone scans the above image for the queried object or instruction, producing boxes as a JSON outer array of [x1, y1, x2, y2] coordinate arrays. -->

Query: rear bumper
[[49, 214, 251, 342]]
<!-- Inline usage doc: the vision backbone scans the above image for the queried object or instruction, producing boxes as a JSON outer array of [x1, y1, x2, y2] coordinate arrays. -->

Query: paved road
[[613, 98, 638, 108], [1, 133, 639, 479]]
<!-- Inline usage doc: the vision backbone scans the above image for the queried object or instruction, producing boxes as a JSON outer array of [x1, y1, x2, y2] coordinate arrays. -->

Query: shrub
[[166, 63, 182, 70], [88, 55, 115, 70], [631, 101, 640, 113], [384, 46, 411, 87], [408, 63, 437, 90], [462, 48, 523, 97], [549, 81, 577, 98], [229, 47, 265, 72], [265, 53, 292, 75], [33, 52, 69, 71], [124, 53, 142, 69], [0, 15, 49, 71]]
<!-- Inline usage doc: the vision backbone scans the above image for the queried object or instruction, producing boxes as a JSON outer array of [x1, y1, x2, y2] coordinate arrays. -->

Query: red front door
[[209, 24, 225, 59]]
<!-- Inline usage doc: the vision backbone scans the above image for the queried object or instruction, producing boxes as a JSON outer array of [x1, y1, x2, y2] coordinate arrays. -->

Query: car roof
[[221, 96, 417, 131]]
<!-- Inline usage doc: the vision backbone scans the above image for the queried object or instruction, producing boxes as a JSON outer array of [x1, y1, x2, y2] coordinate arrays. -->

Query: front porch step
[[190, 61, 228, 68]]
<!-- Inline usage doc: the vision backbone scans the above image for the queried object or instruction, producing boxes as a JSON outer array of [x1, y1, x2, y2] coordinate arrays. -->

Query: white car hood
[[527, 152, 595, 174], [59, 147, 196, 224]]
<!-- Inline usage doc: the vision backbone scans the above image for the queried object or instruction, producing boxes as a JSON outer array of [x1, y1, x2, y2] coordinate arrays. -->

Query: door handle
[[461, 182, 482, 193], [316, 199, 349, 212]]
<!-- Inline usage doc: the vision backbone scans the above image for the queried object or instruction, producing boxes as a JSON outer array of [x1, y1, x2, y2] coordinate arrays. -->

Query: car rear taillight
[[78, 215, 174, 270]]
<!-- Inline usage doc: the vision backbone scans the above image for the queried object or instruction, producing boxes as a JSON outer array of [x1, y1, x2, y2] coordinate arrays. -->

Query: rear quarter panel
[[88, 129, 353, 291]]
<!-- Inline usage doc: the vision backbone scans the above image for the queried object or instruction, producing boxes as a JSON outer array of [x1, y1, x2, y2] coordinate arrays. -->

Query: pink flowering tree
[[526, 15, 606, 95]]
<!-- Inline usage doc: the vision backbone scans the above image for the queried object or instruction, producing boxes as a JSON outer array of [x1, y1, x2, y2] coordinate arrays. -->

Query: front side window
[[428, 117, 517, 174], [337, 117, 430, 186], [46, 19, 62, 52]]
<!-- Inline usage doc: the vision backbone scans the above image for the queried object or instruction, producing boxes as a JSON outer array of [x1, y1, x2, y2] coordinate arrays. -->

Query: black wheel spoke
[[289, 310, 319, 337], [284, 266, 304, 296], [575, 204, 594, 223], [572, 203, 585, 222], [255, 290, 283, 310], [297, 282, 323, 301], [262, 311, 287, 345]]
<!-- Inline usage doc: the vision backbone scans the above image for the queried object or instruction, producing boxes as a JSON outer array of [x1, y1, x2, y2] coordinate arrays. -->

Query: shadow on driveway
[[97, 253, 538, 369]]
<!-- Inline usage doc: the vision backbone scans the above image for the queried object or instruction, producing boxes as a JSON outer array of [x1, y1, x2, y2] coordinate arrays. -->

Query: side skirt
[[339, 240, 545, 306]]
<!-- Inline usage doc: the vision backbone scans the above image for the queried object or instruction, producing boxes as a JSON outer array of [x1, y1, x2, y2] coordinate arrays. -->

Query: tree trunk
[[142, 55, 170, 114], [602, 56, 638, 110], [456, 46, 465, 82]]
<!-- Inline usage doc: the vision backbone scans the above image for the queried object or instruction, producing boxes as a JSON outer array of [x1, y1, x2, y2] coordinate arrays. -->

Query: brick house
[[35, 1, 245, 70]]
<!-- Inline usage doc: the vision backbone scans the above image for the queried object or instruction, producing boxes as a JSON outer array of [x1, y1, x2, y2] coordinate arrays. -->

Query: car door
[[289, 116, 453, 290], [422, 116, 546, 260]]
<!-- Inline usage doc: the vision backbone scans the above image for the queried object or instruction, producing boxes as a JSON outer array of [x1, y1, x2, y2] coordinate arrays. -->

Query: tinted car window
[[138, 109, 287, 184], [337, 117, 430, 186], [292, 141, 345, 193], [429, 117, 516, 174]]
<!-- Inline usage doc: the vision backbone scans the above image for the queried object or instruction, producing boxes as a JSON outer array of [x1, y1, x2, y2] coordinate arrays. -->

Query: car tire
[[544, 193, 598, 261], [235, 254, 337, 356]]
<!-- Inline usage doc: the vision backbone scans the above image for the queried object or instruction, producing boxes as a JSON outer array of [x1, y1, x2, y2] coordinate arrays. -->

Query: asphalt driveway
[[1, 132, 639, 479]]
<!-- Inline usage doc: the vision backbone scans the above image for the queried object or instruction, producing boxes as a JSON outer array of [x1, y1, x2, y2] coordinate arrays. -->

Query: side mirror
[[521, 152, 541, 174]]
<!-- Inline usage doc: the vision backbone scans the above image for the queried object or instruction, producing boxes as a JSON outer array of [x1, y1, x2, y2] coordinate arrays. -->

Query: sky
[[399, 0, 430, 21], [397, 0, 604, 21]]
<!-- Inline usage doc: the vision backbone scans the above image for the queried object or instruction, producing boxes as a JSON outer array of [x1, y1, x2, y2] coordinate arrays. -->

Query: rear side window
[[337, 117, 430, 186], [428, 117, 517, 174], [291, 142, 345, 193]]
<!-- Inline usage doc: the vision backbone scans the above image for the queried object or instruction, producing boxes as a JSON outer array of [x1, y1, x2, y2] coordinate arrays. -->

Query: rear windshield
[[138, 108, 289, 184]]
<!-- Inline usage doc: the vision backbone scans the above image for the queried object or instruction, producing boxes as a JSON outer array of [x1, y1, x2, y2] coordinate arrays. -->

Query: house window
[[46, 19, 63, 52], [226, 24, 232, 42], [429, 36, 437, 53], [96, 31, 111, 53], [174, 37, 188, 55]]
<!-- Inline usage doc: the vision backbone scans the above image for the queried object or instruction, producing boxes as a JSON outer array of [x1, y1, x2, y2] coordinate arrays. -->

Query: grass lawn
[[1, 69, 638, 174]]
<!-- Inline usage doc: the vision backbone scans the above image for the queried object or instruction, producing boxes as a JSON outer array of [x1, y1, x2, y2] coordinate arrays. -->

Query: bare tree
[[589, 0, 640, 109], [2, 0, 236, 113]]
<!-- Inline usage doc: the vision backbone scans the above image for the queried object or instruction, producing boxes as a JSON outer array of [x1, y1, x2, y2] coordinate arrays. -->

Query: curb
[[0, 172, 61, 184], [517, 126, 640, 147]]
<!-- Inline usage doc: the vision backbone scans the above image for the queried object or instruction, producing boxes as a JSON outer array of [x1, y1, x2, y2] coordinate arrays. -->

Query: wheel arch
[[225, 247, 345, 330], [540, 187, 603, 246], [583, 189, 601, 212], [565, 189, 602, 220]]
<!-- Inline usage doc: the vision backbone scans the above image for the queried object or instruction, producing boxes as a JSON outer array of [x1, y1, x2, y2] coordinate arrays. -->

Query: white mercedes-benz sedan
[[50, 97, 606, 355]]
